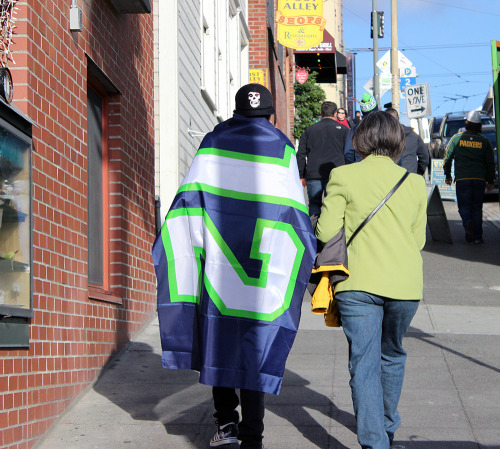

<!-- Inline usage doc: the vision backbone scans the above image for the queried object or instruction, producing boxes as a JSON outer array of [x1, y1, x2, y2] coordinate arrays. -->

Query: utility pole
[[390, 0, 400, 114], [372, 0, 380, 106]]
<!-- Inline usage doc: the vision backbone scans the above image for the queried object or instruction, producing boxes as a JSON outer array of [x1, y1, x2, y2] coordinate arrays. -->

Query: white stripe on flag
[[182, 153, 305, 206]]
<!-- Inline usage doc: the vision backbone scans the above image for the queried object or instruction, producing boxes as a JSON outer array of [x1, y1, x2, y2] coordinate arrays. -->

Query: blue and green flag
[[152, 114, 316, 395]]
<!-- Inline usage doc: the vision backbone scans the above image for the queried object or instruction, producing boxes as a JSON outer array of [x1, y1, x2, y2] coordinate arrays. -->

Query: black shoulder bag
[[347, 171, 409, 247], [310, 171, 409, 327]]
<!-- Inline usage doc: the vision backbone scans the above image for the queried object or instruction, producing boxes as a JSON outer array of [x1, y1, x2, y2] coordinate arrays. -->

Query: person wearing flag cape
[[152, 84, 316, 449]]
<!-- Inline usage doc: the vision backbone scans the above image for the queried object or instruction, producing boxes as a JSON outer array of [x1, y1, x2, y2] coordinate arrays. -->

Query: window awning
[[294, 30, 335, 55]]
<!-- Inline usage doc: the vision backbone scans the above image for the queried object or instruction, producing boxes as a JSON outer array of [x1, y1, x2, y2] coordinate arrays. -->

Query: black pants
[[212, 387, 265, 449], [456, 179, 486, 241]]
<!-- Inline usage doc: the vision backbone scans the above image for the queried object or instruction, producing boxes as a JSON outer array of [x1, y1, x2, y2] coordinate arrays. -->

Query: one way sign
[[405, 83, 431, 119]]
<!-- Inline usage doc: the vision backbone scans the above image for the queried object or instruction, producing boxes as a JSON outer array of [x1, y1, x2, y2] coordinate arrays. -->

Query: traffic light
[[378, 12, 384, 38], [317, 53, 321, 69], [370, 11, 384, 38]]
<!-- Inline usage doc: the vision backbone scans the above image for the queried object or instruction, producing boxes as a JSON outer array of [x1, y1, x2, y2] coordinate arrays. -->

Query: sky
[[342, 0, 500, 122]]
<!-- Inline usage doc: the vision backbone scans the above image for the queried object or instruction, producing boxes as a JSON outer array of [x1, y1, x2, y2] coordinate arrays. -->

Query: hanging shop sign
[[276, 0, 326, 50], [295, 68, 309, 84]]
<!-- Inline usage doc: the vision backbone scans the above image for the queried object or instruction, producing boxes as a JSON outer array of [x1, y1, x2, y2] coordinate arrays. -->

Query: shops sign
[[276, 0, 327, 50]]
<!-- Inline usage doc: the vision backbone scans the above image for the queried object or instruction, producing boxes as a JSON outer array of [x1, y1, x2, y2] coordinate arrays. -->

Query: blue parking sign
[[400, 76, 416, 91]]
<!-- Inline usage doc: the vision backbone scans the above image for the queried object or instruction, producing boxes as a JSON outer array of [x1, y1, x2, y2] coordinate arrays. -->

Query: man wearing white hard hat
[[443, 110, 495, 244]]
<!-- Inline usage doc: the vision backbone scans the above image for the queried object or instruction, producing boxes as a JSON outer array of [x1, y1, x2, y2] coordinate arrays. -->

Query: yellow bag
[[311, 271, 342, 328]]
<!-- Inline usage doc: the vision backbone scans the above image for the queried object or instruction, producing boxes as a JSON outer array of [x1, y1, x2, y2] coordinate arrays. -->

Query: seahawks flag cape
[[152, 114, 316, 395]]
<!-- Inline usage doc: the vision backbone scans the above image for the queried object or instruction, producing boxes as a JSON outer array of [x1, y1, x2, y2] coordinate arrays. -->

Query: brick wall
[[248, 0, 268, 69], [248, 0, 294, 141], [0, 1, 157, 448]]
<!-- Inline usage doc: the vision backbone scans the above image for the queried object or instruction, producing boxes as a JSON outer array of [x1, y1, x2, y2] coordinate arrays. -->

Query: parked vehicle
[[428, 116, 443, 158], [432, 112, 494, 158]]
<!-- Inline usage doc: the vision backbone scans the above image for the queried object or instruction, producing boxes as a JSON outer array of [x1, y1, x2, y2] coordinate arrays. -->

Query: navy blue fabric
[[344, 126, 362, 164], [201, 115, 291, 158], [153, 115, 316, 395]]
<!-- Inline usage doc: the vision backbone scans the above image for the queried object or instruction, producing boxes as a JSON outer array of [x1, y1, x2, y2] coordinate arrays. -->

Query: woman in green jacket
[[316, 111, 427, 449]]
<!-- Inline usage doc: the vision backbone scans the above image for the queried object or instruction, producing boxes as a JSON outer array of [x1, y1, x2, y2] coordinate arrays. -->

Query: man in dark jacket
[[297, 101, 349, 216], [444, 110, 495, 244], [386, 108, 429, 175]]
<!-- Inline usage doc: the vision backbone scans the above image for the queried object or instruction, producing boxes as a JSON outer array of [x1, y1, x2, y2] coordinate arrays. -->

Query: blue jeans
[[336, 291, 419, 449], [455, 179, 486, 241], [306, 178, 328, 216]]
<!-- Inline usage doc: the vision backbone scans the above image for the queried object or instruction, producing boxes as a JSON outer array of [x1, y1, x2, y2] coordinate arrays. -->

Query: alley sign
[[405, 83, 431, 119], [276, 0, 327, 50]]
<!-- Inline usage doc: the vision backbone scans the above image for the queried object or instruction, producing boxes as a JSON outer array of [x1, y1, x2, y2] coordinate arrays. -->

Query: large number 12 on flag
[[162, 208, 305, 322]]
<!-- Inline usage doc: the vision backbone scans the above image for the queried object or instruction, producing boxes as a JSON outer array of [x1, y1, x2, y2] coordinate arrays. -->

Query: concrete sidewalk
[[35, 201, 500, 449]]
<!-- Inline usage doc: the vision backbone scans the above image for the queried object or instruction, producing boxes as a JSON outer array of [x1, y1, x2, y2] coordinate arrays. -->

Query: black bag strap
[[347, 171, 409, 248]]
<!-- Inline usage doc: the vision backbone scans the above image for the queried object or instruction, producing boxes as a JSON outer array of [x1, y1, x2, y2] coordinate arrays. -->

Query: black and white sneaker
[[209, 422, 239, 448]]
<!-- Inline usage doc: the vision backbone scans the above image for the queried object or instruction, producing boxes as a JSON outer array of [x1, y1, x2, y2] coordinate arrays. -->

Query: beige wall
[[322, 0, 346, 108]]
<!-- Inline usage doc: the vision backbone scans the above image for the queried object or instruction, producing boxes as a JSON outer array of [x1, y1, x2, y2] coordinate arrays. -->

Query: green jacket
[[443, 131, 495, 183], [316, 155, 427, 300]]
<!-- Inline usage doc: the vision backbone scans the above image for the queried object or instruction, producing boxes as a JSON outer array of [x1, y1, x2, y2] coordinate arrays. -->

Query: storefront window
[[0, 119, 31, 318]]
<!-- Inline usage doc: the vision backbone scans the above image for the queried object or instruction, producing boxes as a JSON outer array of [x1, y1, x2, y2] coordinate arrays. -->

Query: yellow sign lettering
[[276, 0, 326, 50]]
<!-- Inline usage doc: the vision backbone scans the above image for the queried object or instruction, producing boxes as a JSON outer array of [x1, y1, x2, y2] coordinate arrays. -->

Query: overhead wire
[[347, 43, 489, 52], [343, 5, 471, 83], [414, 0, 500, 17]]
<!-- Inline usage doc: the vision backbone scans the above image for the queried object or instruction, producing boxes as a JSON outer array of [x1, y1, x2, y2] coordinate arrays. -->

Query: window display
[[0, 122, 31, 316]]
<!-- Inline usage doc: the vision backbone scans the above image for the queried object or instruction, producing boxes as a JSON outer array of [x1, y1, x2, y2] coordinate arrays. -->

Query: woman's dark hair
[[465, 120, 482, 133], [352, 111, 405, 162]]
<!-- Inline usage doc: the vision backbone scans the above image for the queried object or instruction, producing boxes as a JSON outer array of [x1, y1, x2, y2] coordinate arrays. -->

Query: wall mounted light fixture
[[69, 0, 82, 32]]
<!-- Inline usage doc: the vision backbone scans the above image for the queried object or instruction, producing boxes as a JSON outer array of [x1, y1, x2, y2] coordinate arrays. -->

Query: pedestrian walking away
[[443, 110, 495, 244], [152, 83, 316, 449], [297, 101, 349, 216], [344, 93, 379, 164], [315, 111, 428, 449], [385, 108, 429, 175], [353, 110, 362, 126]]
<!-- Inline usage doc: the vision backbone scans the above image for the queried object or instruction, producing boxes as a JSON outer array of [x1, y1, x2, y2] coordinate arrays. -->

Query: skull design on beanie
[[234, 84, 275, 117], [248, 91, 261, 108]]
